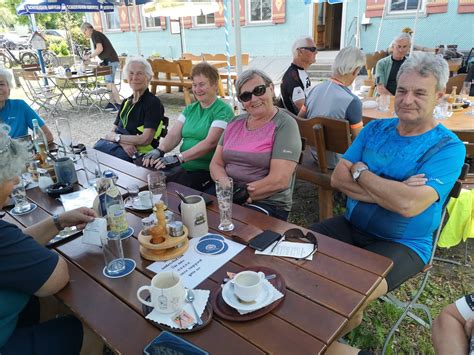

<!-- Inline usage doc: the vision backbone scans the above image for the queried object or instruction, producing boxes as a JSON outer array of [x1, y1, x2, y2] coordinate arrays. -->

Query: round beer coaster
[[10, 203, 37, 216], [107, 226, 134, 240], [195, 238, 225, 255], [200, 234, 225, 242], [102, 258, 136, 279]]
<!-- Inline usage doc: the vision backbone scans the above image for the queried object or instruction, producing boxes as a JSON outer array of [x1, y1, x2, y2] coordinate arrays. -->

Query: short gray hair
[[292, 36, 314, 58], [0, 68, 13, 88], [391, 32, 411, 47], [80, 22, 94, 32], [235, 69, 273, 97], [124, 56, 153, 81], [397, 52, 449, 91], [332, 47, 365, 76], [0, 124, 29, 183]]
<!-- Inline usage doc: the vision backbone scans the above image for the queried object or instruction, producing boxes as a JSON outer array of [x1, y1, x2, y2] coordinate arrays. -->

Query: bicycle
[[0, 44, 59, 69]]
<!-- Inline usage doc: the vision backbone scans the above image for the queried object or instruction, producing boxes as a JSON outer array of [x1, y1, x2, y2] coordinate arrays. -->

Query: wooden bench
[[149, 58, 193, 105]]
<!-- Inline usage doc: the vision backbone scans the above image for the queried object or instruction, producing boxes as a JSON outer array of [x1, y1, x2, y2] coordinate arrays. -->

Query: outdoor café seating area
[[1, 42, 473, 355]]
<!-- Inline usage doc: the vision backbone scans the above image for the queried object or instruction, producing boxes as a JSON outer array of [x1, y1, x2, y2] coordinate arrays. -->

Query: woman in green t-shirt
[[143, 63, 234, 191]]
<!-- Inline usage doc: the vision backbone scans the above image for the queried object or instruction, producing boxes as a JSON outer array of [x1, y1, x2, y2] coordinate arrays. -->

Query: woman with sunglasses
[[210, 69, 302, 221], [142, 63, 234, 191]]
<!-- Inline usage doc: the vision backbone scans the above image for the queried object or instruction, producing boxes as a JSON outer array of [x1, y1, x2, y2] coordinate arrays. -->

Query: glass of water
[[11, 178, 32, 214], [216, 176, 234, 231], [460, 82, 471, 100], [125, 184, 140, 206], [81, 151, 101, 187], [147, 172, 168, 209], [100, 233, 125, 276], [377, 94, 390, 112]]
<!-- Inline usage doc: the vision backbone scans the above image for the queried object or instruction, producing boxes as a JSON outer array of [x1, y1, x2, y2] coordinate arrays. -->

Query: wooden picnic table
[[3, 148, 393, 354], [362, 96, 474, 133]]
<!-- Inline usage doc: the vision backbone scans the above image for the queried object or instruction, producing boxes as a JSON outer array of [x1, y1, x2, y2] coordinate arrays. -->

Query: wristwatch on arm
[[352, 164, 369, 182], [114, 134, 121, 143]]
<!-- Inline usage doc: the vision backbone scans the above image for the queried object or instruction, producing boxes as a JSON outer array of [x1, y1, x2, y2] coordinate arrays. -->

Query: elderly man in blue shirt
[[316, 52, 465, 355]]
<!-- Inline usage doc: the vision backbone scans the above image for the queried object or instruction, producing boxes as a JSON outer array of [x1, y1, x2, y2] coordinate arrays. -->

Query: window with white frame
[[141, 6, 161, 29], [195, 13, 215, 26], [248, 0, 272, 23], [388, 0, 423, 13], [104, 7, 120, 30]]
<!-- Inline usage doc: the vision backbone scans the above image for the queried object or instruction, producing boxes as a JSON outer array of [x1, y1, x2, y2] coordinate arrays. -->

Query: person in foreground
[[210, 69, 302, 221], [142, 62, 233, 191], [432, 293, 474, 355], [375, 33, 411, 96], [0, 124, 96, 355], [305, 46, 365, 168], [280, 36, 317, 116], [96, 56, 166, 162], [317, 53, 465, 354], [0, 68, 53, 142]]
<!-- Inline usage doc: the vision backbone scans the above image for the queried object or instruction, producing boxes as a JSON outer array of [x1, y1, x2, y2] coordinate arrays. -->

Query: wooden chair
[[230, 53, 250, 66], [364, 50, 388, 97], [294, 115, 352, 221], [382, 164, 468, 354], [21, 63, 41, 72], [446, 73, 467, 94], [148, 58, 193, 105], [182, 53, 203, 61]]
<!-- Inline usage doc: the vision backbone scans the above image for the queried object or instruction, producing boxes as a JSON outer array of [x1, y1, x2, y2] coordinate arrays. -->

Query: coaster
[[195, 238, 225, 255], [107, 226, 134, 240], [11, 203, 37, 216], [103, 258, 136, 279]]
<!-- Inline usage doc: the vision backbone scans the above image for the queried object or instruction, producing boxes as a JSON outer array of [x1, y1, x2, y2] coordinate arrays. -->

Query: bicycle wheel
[[43, 51, 59, 67], [0, 53, 12, 69], [20, 51, 39, 65]]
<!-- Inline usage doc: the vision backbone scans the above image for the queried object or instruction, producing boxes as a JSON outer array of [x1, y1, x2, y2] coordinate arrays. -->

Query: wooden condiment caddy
[[138, 202, 189, 261]]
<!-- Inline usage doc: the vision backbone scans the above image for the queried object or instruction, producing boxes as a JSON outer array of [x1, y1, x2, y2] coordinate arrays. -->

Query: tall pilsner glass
[[216, 177, 234, 231]]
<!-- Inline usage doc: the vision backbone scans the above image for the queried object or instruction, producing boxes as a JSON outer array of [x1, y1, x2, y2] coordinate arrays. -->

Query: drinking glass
[[11, 178, 32, 214], [81, 151, 102, 187], [125, 184, 140, 205], [460, 82, 471, 100], [216, 176, 234, 231], [100, 233, 125, 276], [55, 118, 74, 159], [377, 94, 390, 112], [147, 172, 168, 209]]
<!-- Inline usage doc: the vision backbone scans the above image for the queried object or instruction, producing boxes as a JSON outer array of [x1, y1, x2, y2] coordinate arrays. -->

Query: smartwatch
[[352, 166, 369, 182], [114, 134, 121, 143]]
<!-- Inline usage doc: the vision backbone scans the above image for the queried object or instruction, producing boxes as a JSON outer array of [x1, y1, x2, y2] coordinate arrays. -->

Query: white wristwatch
[[114, 134, 121, 143], [352, 166, 369, 182]]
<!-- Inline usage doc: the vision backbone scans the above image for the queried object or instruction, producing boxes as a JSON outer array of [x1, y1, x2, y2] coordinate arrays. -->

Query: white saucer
[[221, 280, 274, 312], [11, 203, 37, 216], [126, 201, 152, 211]]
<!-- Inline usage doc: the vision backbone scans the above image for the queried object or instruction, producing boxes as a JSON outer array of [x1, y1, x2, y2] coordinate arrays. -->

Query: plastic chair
[[381, 163, 469, 354]]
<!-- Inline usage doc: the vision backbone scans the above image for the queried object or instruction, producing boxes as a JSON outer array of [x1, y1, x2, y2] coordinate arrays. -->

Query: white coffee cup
[[136, 271, 185, 314], [232, 271, 265, 303], [180, 195, 208, 238], [138, 191, 153, 208]]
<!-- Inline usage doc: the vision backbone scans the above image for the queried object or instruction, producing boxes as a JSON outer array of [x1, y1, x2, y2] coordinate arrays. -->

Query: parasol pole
[[410, 0, 421, 55], [374, 0, 387, 51], [132, 0, 141, 55], [224, 0, 235, 108]]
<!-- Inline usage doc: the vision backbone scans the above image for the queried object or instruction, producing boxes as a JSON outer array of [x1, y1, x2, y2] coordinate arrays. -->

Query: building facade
[[85, 0, 473, 59]]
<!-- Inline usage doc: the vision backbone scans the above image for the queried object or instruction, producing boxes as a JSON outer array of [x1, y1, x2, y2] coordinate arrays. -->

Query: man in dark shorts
[[81, 22, 121, 112], [316, 52, 465, 350], [375, 33, 411, 96], [280, 36, 317, 116]]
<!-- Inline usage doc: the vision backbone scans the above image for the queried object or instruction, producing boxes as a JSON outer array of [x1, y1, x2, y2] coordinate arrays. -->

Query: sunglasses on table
[[299, 46, 318, 53], [270, 228, 318, 260], [238, 84, 269, 102]]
